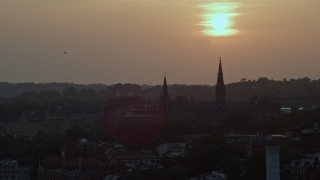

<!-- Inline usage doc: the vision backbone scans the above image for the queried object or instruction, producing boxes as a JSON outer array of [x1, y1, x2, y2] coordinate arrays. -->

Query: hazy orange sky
[[1, 0, 320, 85]]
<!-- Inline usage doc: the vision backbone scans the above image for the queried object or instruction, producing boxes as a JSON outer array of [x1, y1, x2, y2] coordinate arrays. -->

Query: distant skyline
[[1, 0, 320, 85]]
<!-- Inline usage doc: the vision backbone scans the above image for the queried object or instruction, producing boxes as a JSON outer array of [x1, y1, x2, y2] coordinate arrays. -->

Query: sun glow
[[212, 14, 229, 30], [199, 2, 241, 37]]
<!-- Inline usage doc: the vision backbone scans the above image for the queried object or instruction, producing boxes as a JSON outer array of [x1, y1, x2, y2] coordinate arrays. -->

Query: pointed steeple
[[160, 75, 171, 118], [218, 57, 223, 75], [162, 75, 169, 97], [216, 57, 226, 108], [217, 57, 224, 85]]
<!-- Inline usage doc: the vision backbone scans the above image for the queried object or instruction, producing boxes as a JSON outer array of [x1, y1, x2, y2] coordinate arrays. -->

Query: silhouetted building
[[157, 143, 187, 157], [249, 95, 280, 123], [159, 76, 171, 118], [171, 96, 195, 117], [103, 59, 229, 128], [183, 59, 227, 127], [37, 156, 116, 180], [0, 104, 103, 138], [0, 160, 30, 180], [103, 97, 160, 127], [110, 153, 160, 169], [46, 104, 103, 125], [282, 153, 320, 180], [216, 58, 226, 109]]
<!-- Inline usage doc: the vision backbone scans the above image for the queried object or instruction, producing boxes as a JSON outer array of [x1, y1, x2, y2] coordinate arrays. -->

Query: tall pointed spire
[[217, 57, 224, 85], [160, 75, 171, 118], [216, 57, 226, 108], [218, 57, 223, 75], [162, 75, 168, 96]]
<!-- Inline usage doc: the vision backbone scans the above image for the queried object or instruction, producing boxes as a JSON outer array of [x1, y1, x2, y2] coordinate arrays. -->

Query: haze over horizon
[[1, 0, 320, 85]]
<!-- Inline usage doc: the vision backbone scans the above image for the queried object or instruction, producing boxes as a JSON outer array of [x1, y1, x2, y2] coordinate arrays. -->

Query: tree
[[111, 120, 164, 149], [242, 151, 265, 180], [79, 89, 96, 101], [65, 127, 92, 141], [182, 134, 226, 174], [280, 147, 303, 165], [160, 166, 190, 180], [62, 87, 78, 100], [218, 154, 240, 180], [125, 169, 158, 180]]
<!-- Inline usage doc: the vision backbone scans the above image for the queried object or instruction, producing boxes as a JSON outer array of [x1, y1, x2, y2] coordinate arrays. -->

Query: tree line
[[0, 77, 319, 104]]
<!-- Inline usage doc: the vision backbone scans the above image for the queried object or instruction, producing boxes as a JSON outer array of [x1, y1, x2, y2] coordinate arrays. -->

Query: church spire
[[218, 57, 223, 75], [160, 75, 171, 118], [217, 57, 224, 85], [162, 75, 169, 97], [216, 57, 226, 108]]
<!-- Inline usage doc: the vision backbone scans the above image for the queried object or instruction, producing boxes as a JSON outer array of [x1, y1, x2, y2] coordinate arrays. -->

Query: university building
[[103, 58, 228, 128]]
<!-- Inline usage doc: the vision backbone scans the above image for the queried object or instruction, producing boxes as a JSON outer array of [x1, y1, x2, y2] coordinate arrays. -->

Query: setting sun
[[199, 2, 240, 37], [212, 14, 228, 30]]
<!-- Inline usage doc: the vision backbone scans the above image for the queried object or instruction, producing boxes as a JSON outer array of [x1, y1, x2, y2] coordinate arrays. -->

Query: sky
[[1, 0, 320, 85]]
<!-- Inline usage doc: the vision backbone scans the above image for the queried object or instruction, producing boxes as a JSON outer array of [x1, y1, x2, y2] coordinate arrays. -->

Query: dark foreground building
[[103, 58, 229, 128]]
